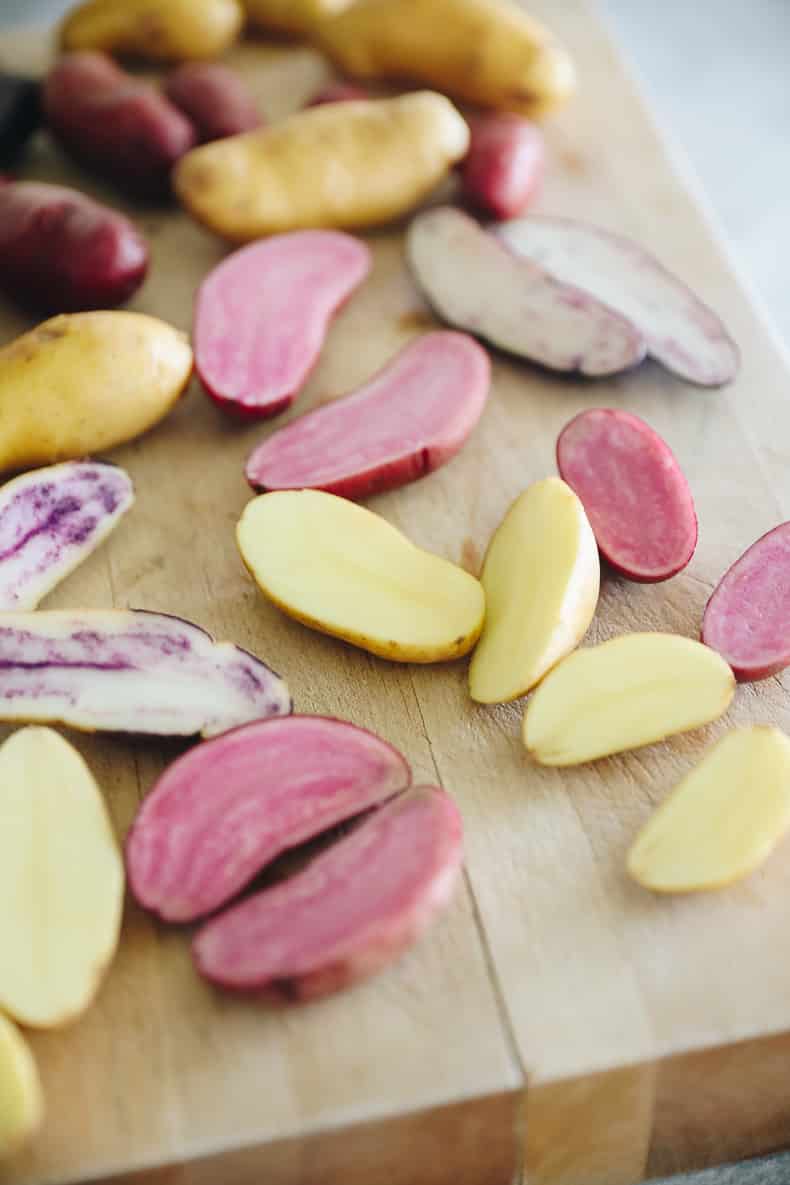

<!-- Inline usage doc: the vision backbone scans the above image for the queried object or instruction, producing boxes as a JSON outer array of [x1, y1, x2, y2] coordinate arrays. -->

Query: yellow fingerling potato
[[238, 490, 485, 662], [523, 633, 735, 766], [61, 0, 244, 61], [0, 728, 124, 1029], [316, 0, 576, 118], [0, 1014, 43, 1158], [0, 312, 192, 475], [174, 91, 470, 240], [628, 727, 790, 893], [469, 479, 599, 704], [243, 0, 351, 36]]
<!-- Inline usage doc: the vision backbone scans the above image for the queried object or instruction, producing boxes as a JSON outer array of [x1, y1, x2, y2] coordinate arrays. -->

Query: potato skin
[[60, 0, 243, 62], [316, 0, 576, 118], [164, 63, 262, 144], [174, 91, 470, 240], [43, 52, 196, 197], [242, 0, 351, 37], [0, 312, 193, 475], [0, 180, 149, 313]]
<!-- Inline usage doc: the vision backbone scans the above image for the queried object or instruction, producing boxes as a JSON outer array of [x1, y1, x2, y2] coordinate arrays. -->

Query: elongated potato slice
[[469, 478, 599, 703], [238, 490, 484, 662], [523, 633, 735, 766], [0, 727, 124, 1028], [628, 727, 790, 892], [0, 1013, 43, 1157]]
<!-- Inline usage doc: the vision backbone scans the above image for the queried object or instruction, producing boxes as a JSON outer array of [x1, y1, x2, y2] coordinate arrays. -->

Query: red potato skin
[[0, 180, 149, 313], [164, 63, 263, 144], [43, 52, 196, 198], [461, 114, 544, 221], [702, 522, 790, 681], [557, 408, 697, 583], [306, 80, 371, 107]]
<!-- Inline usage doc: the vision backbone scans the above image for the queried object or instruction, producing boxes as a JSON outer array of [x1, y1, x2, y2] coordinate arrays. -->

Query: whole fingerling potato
[[60, 0, 243, 62], [316, 0, 576, 118], [174, 91, 470, 240], [43, 52, 196, 197], [164, 63, 263, 143], [0, 312, 193, 474]]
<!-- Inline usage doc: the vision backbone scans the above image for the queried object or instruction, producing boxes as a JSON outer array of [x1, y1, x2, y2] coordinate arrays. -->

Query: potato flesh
[[469, 478, 599, 703], [237, 490, 484, 662], [628, 727, 790, 891], [0, 727, 124, 1028], [523, 633, 735, 765], [0, 1013, 43, 1157]]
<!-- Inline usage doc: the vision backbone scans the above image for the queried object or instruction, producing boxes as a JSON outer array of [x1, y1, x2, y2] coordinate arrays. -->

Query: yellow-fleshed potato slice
[[0, 728, 124, 1028], [523, 633, 735, 766], [469, 478, 599, 703], [0, 1013, 43, 1157], [238, 490, 485, 662], [627, 727, 790, 892]]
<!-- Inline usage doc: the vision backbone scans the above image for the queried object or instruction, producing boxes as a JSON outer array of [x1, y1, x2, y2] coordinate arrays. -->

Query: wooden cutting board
[[2, 6, 790, 1184]]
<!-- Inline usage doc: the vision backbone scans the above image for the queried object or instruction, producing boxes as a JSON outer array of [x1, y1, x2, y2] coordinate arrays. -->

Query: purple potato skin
[[0, 180, 149, 313], [0, 72, 41, 167], [43, 52, 196, 199], [164, 63, 263, 144]]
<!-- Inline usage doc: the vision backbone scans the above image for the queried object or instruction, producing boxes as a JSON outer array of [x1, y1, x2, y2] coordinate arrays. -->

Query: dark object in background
[[0, 179, 149, 313], [0, 72, 41, 167], [43, 51, 196, 199], [164, 62, 263, 143]]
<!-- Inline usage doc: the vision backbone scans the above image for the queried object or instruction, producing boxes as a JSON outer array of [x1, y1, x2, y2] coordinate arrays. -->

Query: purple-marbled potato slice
[[406, 207, 646, 377], [0, 462, 133, 611], [0, 610, 290, 737], [127, 715, 411, 922], [495, 216, 739, 386]]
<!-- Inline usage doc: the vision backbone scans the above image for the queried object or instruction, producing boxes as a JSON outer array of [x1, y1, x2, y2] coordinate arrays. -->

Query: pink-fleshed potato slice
[[556, 409, 697, 583], [702, 523, 790, 680], [245, 331, 490, 498], [127, 715, 411, 922], [461, 114, 544, 221], [194, 230, 371, 419], [193, 785, 463, 1001], [407, 207, 646, 377], [496, 216, 739, 386]]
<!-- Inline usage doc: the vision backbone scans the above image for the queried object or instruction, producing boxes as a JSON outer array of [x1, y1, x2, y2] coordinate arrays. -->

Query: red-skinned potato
[[557, 409, 697, 582], [307, 80, 370, 106], [195, 230, 371, 419], [702, 524, 790, 681], [43, 52, 196, 198], [462, 113, 544, 220], [245, 331, 490, 498], [0, 180, 149, 313], [164, 63, 263, 143]]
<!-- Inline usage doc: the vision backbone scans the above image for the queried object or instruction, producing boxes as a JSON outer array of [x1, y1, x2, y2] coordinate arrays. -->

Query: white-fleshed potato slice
[[469, 478, 599, 703], [628, 727, 790, 892], [0, 1013, 43, 1157], [0, 727, 124, 1028], [237, 490, 484, 663], [523, 633, 735, 766]]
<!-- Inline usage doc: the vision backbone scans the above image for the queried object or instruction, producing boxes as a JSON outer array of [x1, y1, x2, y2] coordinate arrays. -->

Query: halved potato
[[469, 478, 599, 703], [523, 633, 735, 766], [237, 490, 484, 662], [0, 1013, 43, 1157]]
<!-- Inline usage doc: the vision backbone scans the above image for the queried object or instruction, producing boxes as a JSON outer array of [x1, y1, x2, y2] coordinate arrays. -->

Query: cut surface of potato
[[0, 1013, 43, 1157], [523, 633, 735, 766], [469, 478, 599, 703], [407, 207, 645, 377], [628, 727, 790, 892], [556, 408, 697, 582], [702, 522, 790, 681], [0, 727, 124, 1028], [238, 490, 484, 662], [496, 216, 739, 386]]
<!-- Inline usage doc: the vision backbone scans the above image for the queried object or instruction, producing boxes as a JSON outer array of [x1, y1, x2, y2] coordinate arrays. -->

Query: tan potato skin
[[0, 312, 193, 475], [60, 0, 243, 61], [174, 91, 470, 241], [315, 0, 576, 118], [243, 0, 352, 36]]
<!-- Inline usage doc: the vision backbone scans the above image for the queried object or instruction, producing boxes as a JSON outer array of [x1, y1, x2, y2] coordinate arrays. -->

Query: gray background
[[2, 1, 789, 1182]]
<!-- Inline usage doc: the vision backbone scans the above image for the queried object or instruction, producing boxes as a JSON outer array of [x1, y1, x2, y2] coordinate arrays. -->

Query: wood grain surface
[[1, 5, 790, 1184]]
